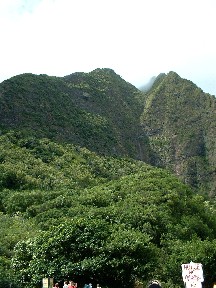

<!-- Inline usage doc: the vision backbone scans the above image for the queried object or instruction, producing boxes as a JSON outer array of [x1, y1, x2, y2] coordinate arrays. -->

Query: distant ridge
[[0, 69, 215, 195], [0, 69, 151, 161], [141, 71, 216, 195]]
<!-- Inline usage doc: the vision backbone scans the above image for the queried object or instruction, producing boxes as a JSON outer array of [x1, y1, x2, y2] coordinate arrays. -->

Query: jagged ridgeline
[[0, 69, 150, 161], [141, 71, 216, 196], [0, 69, 215, 195], [0, 68, 216, 288]]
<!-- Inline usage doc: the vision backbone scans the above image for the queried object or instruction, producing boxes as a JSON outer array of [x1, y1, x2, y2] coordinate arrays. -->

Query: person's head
[[148, 280, 161, 288], [55, 283, 59, 288]]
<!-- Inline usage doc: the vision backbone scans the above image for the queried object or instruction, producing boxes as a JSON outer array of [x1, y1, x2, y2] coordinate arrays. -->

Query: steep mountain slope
[[1, 132, 216, 288], [0, 69, 150, 160], [0, 69, 216, 287], [0, 69, 215, 195], [141, 71, 216, 195]]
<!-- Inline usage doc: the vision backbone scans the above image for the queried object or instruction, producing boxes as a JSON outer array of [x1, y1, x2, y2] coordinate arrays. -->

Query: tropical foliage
[[141, 71, 216, 195], [0, 132, 216, 288], [0, 69, 216, 288]]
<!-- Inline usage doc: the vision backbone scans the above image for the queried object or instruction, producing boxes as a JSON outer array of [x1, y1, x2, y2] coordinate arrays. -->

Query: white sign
[[43, 278, 54, 288], [184, 282, 202, 288], [182, 262, 204, 288]]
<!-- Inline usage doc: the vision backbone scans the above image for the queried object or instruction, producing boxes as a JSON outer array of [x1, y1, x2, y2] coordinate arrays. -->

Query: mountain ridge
[[1, 69, 216, 288], [0, 68, 215, 195], [141, 71, 216, 195], [0, 70, 150, 160]]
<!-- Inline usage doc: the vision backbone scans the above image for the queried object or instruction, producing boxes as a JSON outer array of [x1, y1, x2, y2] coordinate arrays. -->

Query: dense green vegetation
[[0, 69, 148, 159], [0, 69, 216, 288], [0, 132, 216, 288], [0, 70, 215, 195], [141, 71, 216, 196]]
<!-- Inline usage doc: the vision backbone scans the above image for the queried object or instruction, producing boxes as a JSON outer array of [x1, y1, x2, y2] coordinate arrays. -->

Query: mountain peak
[[0, 69, 215, 195], [167, 71, 180, 77], [91, 68, 116, 74]]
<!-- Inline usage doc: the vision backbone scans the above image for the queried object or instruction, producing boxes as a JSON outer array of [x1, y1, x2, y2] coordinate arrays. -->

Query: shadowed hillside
[[1, 132, 216, 288], [141, 71, 216, 195], [0, 67, 216, 287], [0, 69, 215, 195], [0, 69, 152, 161]]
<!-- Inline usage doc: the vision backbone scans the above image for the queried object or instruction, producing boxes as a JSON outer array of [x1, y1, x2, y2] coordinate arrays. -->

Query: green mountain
[[141, 71, 216, 196], [0, 69, 215, 195], [0, 69, 150, 161], [0, 132, 216, 288], [0, 69, 216, 288]]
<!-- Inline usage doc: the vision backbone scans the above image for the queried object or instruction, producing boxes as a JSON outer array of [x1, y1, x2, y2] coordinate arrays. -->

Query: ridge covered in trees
[[0, 69, 216, 288], [0, 69, 215, 195]]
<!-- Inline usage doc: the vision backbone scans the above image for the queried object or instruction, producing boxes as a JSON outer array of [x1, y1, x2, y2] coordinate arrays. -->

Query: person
[[68, 281, 77, 288], [53, 283, 59, 288], [148, 280, 162, 288], [97, 284, 101, 288], [63, 281, 68, 288]]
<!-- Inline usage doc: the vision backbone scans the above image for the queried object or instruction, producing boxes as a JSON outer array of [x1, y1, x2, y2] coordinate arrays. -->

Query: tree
[[12, 218, 157, 288]]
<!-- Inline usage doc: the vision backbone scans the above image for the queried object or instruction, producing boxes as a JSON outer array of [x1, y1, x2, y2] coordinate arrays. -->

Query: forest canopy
[[0, 132, 216, 288]]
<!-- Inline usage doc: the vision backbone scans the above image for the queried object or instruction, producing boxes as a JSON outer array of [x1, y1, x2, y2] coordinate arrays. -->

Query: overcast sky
[[1, 0, 216, 95]]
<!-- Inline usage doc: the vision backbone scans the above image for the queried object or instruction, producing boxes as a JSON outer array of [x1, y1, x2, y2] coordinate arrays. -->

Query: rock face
[[140, 71, 216, 195]]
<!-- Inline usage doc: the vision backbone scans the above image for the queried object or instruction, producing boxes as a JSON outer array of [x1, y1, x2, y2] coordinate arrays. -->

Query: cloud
[[0, 0, 216, 95]]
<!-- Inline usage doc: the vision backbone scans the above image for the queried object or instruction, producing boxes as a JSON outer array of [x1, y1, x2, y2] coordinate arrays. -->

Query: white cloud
[[0, 0, 216, 95]]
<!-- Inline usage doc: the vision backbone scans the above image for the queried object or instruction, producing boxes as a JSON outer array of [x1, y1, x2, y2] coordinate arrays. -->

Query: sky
[[0, 0, 216, 95]]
